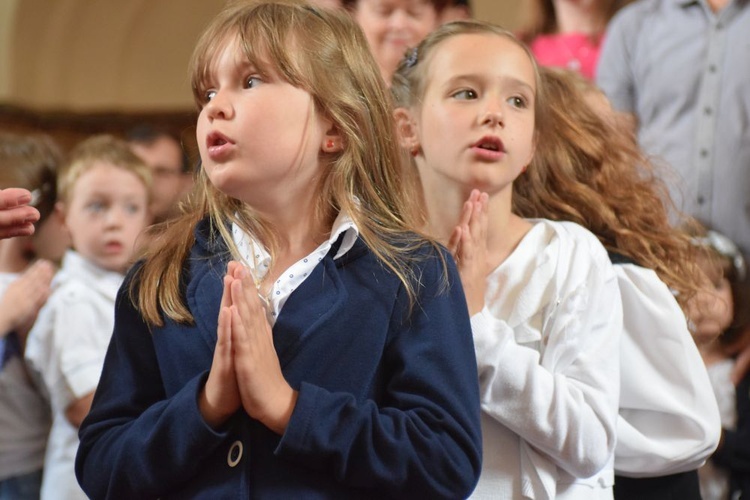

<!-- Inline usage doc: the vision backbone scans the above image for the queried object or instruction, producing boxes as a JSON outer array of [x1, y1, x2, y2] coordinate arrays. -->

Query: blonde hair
[[136, 0, 436, 326], [513, 67, 702, 308], [59, 134, 152, 205]]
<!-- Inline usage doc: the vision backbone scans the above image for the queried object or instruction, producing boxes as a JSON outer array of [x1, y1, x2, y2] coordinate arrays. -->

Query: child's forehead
[[425, 34, 536, 90], [72, 161, 148, 193]]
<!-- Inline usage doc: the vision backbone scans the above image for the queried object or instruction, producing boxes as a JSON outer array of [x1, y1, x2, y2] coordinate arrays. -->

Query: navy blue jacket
[[76, 219, 482, 499]]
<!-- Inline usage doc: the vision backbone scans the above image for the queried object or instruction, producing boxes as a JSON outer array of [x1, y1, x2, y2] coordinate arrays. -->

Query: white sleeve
[[614, 264, 721, 476], [473, 247, 622, 479]]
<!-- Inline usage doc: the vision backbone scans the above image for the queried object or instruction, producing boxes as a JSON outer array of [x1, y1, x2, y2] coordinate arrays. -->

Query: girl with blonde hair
[[75, 2, 482, 499]]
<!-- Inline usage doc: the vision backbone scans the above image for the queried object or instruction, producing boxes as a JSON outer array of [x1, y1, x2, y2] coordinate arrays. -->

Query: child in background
[[76, 3, 481, 499], [519, 0, 634, 80], [25, 134, 151, 500], [512, 67, 719, 500], [689, 224, 750, 500], [392, 20, 622, 499], [0, 133, 67, 500]]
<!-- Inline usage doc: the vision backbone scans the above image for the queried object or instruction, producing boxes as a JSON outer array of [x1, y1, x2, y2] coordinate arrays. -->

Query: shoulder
[[543, 220, 611, 264], [613, 263, 679, 310], [609, 0, 664, 31], [534, 220, 617, 291]]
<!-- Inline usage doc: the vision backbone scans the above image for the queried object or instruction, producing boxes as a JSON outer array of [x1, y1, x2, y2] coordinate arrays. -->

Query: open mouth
[[207, 132, 230, 148], [472, 136, 505, 153]]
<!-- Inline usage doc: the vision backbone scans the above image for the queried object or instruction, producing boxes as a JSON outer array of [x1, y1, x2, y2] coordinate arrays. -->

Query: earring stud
[[326, 139, 335, 150]]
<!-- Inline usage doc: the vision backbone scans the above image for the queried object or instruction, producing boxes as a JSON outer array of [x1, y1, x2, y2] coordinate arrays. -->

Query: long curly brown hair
[[513, 67, 703, 308]]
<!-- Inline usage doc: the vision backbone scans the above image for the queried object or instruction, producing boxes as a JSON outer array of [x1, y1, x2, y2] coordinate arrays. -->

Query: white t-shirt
[[25, 250, 123, 500], [469, 219, 622, 500]]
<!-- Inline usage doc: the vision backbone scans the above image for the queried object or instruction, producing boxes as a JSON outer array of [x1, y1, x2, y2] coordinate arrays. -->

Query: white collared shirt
[[231, 211, 358, 325]]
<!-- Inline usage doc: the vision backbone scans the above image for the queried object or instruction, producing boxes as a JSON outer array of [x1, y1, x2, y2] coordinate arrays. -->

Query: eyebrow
[[444, 74, 535, 94]]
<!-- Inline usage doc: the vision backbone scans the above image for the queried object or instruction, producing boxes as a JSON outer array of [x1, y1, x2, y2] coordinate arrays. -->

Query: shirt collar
[[231, 210, 359, 281]]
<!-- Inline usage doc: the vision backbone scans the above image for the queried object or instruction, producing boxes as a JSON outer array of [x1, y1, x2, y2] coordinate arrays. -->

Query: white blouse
[[614, 264, 720, 476], [470, 219, 622, 500]]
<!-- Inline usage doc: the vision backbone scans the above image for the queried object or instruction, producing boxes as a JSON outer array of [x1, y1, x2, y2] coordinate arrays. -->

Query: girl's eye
[[124, 203, 141, 215], [205, 89, 217, 102], [245, 76, 262, 89], [452, 89, 477, 100], [508, 96, 528, 108], [87, 201, 105, 213]]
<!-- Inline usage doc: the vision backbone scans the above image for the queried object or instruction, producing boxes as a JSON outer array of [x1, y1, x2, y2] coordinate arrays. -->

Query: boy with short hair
[[25, 134, 151, 500]]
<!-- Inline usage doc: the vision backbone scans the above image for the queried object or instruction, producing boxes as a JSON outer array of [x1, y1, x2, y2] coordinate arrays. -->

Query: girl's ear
[[321, 123, 344, 153], [393, 107, 420, 151]]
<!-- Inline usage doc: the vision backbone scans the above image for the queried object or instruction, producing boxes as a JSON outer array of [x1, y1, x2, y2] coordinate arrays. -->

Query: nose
[[480, 99, 504, 127], [387, 9, 411, 32], [104, 206, 126, 229], [204, 90, 234, 121]]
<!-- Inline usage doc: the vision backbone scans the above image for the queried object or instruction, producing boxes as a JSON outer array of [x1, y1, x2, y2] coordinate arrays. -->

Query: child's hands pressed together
[[448, 190, 490, 316], [199, 261, 243, 429], [227, 261, 297, 435]]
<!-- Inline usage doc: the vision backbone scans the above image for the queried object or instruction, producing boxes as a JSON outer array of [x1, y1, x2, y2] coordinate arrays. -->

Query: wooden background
[[0, 0, 526, 154]]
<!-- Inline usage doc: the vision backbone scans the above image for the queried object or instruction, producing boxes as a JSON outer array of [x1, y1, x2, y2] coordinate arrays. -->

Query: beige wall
[[0, 0, 526, 113]]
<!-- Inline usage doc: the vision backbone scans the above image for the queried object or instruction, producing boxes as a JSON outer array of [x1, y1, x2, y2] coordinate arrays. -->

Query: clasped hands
[[199, 261, 297, 435], [447, 189, 490, 317]]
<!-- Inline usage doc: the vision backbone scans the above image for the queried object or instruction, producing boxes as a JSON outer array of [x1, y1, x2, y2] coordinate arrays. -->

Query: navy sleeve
[[276, 248, 483, 499]]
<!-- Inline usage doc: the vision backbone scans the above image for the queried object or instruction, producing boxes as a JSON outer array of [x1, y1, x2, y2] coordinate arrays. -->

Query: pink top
[[530, 32, 603, 81]]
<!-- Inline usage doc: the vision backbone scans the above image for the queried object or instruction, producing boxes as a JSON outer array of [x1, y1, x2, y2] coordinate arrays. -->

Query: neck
[[0, 238, 33, 274], [707, 0, 729, 12], [419, 178, 530, 270], [252, 195, 331, 289], [552, 0, 606, 35]]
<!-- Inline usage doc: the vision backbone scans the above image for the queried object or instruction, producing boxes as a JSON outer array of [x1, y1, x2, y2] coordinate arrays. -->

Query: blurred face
[[689, 276, 734, 345], [196, 38, 333, 210], [353, 0, 439, 82], [130, 136, 188, 221], [63, 162, 150, 273], [410, 34, 537, 198], [31, 213, 70, 265]]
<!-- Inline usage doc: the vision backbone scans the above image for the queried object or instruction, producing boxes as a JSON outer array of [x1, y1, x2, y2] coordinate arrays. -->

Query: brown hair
[[58, 134, 152, 205], [513, 67, 702, 309], [136, 0, 436, 326], [0, 132, 63, 224]]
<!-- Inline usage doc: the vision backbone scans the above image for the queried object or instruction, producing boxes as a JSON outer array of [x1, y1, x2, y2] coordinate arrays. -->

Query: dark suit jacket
[[76, 218, 482, 499]]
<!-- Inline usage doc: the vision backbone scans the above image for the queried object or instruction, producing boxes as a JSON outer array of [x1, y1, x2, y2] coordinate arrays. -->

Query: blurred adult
[[127, 125, 192, 224], [343, 0, 448, 83], [597, 0, 750, 258], [520, 0, 634, 80]]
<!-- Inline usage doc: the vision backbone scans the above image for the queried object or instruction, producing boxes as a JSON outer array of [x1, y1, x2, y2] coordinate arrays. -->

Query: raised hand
[[0, 188, 41, 239], [447, 189, 489, 316], [0, 259, 54, 339], [227, 263, 297, 435], [199, 262, 243, 429]]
